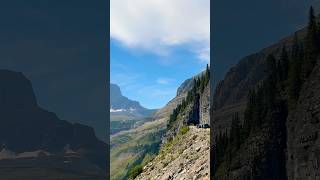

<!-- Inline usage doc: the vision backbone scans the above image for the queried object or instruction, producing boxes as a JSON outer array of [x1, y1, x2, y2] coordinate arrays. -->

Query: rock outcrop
[[200, 83, 210, 125]]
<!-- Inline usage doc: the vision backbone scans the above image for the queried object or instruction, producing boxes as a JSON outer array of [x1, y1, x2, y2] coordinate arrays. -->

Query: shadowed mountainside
[[0, 70, 106, 179], [213, 8, 320, 179]]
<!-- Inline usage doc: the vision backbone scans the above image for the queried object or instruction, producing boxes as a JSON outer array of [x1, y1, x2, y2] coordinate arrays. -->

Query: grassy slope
[[110, 118, 166, 180]]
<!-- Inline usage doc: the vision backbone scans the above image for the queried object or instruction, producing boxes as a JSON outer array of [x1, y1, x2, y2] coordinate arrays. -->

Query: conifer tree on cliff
[[303, 6, 319, 78], [288, 33, 302, 102]]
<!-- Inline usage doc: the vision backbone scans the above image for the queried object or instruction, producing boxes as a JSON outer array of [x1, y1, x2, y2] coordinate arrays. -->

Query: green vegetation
[[158, 126, 191, 163], [113, 65, 209, 179], [180, 126, 190, 135], [168, 65, 210, 130], [214, 6, 320, 178], [111, 116, 153, 134], [110, 120, 137, 134], [110, 119, 166, 180], [128, 164, 143, 179]]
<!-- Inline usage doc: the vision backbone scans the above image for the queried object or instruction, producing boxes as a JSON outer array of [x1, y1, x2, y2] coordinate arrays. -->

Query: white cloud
[[111, 0, 210, 62], [197, 47, 210, 63], [156, 78, 172, 85]]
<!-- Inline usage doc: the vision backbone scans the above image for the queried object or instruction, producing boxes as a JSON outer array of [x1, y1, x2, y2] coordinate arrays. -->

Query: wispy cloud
[[156, 78, 172, 85], [110, 0, 210, 62], [110, 72, 142, 88], [197, 47, 210, 63]]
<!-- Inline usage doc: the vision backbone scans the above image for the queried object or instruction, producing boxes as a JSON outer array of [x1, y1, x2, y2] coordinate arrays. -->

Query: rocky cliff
[[213, 27, 307, 135], [134, 68, 210, 179], [287, 59, 320, 180], [213, 10, 320, 179], [110, 71, 208, 180]]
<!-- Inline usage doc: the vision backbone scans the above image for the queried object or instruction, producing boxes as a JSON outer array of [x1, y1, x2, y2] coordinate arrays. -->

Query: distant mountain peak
[[110, 83, 156, 117], [0, 70, 37, 110]]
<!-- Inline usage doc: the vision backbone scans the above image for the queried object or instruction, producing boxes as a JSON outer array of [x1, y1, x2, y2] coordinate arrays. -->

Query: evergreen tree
[[303, 6, 319, 78], [230, 112, 241, 150], [243, 90, 256, 137], [279, 46, 289, 81], [288, 35, 303, 102], [266, 54, 278, 82]]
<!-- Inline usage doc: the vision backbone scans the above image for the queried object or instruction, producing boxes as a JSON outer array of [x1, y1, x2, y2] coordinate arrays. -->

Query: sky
[[110, 0, 210, 109], [0, 0, 107, 140], [213, 0, 319, 85]]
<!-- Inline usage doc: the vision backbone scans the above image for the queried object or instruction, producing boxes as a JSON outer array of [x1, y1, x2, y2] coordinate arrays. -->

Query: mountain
[[110, 83, 156, 117], [212, 9, 320, 179], [0, 70, 106, 179], [212, 26, 308, 135], [287, 58, 320, 179], [134, 68, 210, 179], [110, 69, 210, 180], [110, 83, 157, 135]]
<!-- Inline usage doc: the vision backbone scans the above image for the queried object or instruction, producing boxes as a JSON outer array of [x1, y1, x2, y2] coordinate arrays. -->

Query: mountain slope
[[110, 83, 156, 117], [110, 83, 157, 135], [213, 9, 320, 179], [134, 68, 210, 180], [110, 76, 197, 180], [136, 126, 210, 180], [0, 70, 106, 178], [213, 26, 307, 135], [287, 59, 320, 179], [110, 69, 210, 180]]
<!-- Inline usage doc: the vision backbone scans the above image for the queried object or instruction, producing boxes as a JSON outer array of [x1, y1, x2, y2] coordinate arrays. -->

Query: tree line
[[214, 6, 320, 178], [167, 64, 210, 130]]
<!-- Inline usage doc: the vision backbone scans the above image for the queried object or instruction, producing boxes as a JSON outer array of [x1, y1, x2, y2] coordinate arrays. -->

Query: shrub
[[179, 126, 190, 135], [128, 164, 143, 179]]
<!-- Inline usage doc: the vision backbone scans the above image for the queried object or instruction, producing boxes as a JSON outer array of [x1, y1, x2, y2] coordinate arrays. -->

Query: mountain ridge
[[0, 69, 106, 178]]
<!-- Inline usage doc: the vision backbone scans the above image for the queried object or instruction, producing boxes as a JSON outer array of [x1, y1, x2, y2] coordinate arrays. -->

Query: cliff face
[[213, 18, 320, 179], [0, 70, 106, 172], [135, 69, 210, 179], [200, 80, 210, 125], [287, 59, 320, 180], [110, 74, 200, 180], [212, 28, 306, 135]]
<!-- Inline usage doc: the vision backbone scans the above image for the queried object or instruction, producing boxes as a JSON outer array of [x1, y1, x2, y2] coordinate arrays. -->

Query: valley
[[110, 66, 210, 179]]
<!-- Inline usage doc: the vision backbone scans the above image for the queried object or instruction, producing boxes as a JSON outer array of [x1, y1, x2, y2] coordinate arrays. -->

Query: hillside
[[136, 126, 210, 180], [132, 67, 210, 179], [110, 76, 195, 180], [213, 7, 320, 179], [287, 58, 320, 179], [0, 70, 106, 179], [110, 67, 210, 180]]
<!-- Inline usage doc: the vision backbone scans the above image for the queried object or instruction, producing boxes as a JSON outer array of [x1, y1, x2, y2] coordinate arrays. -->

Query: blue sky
[[110, 0, 210, 109]]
